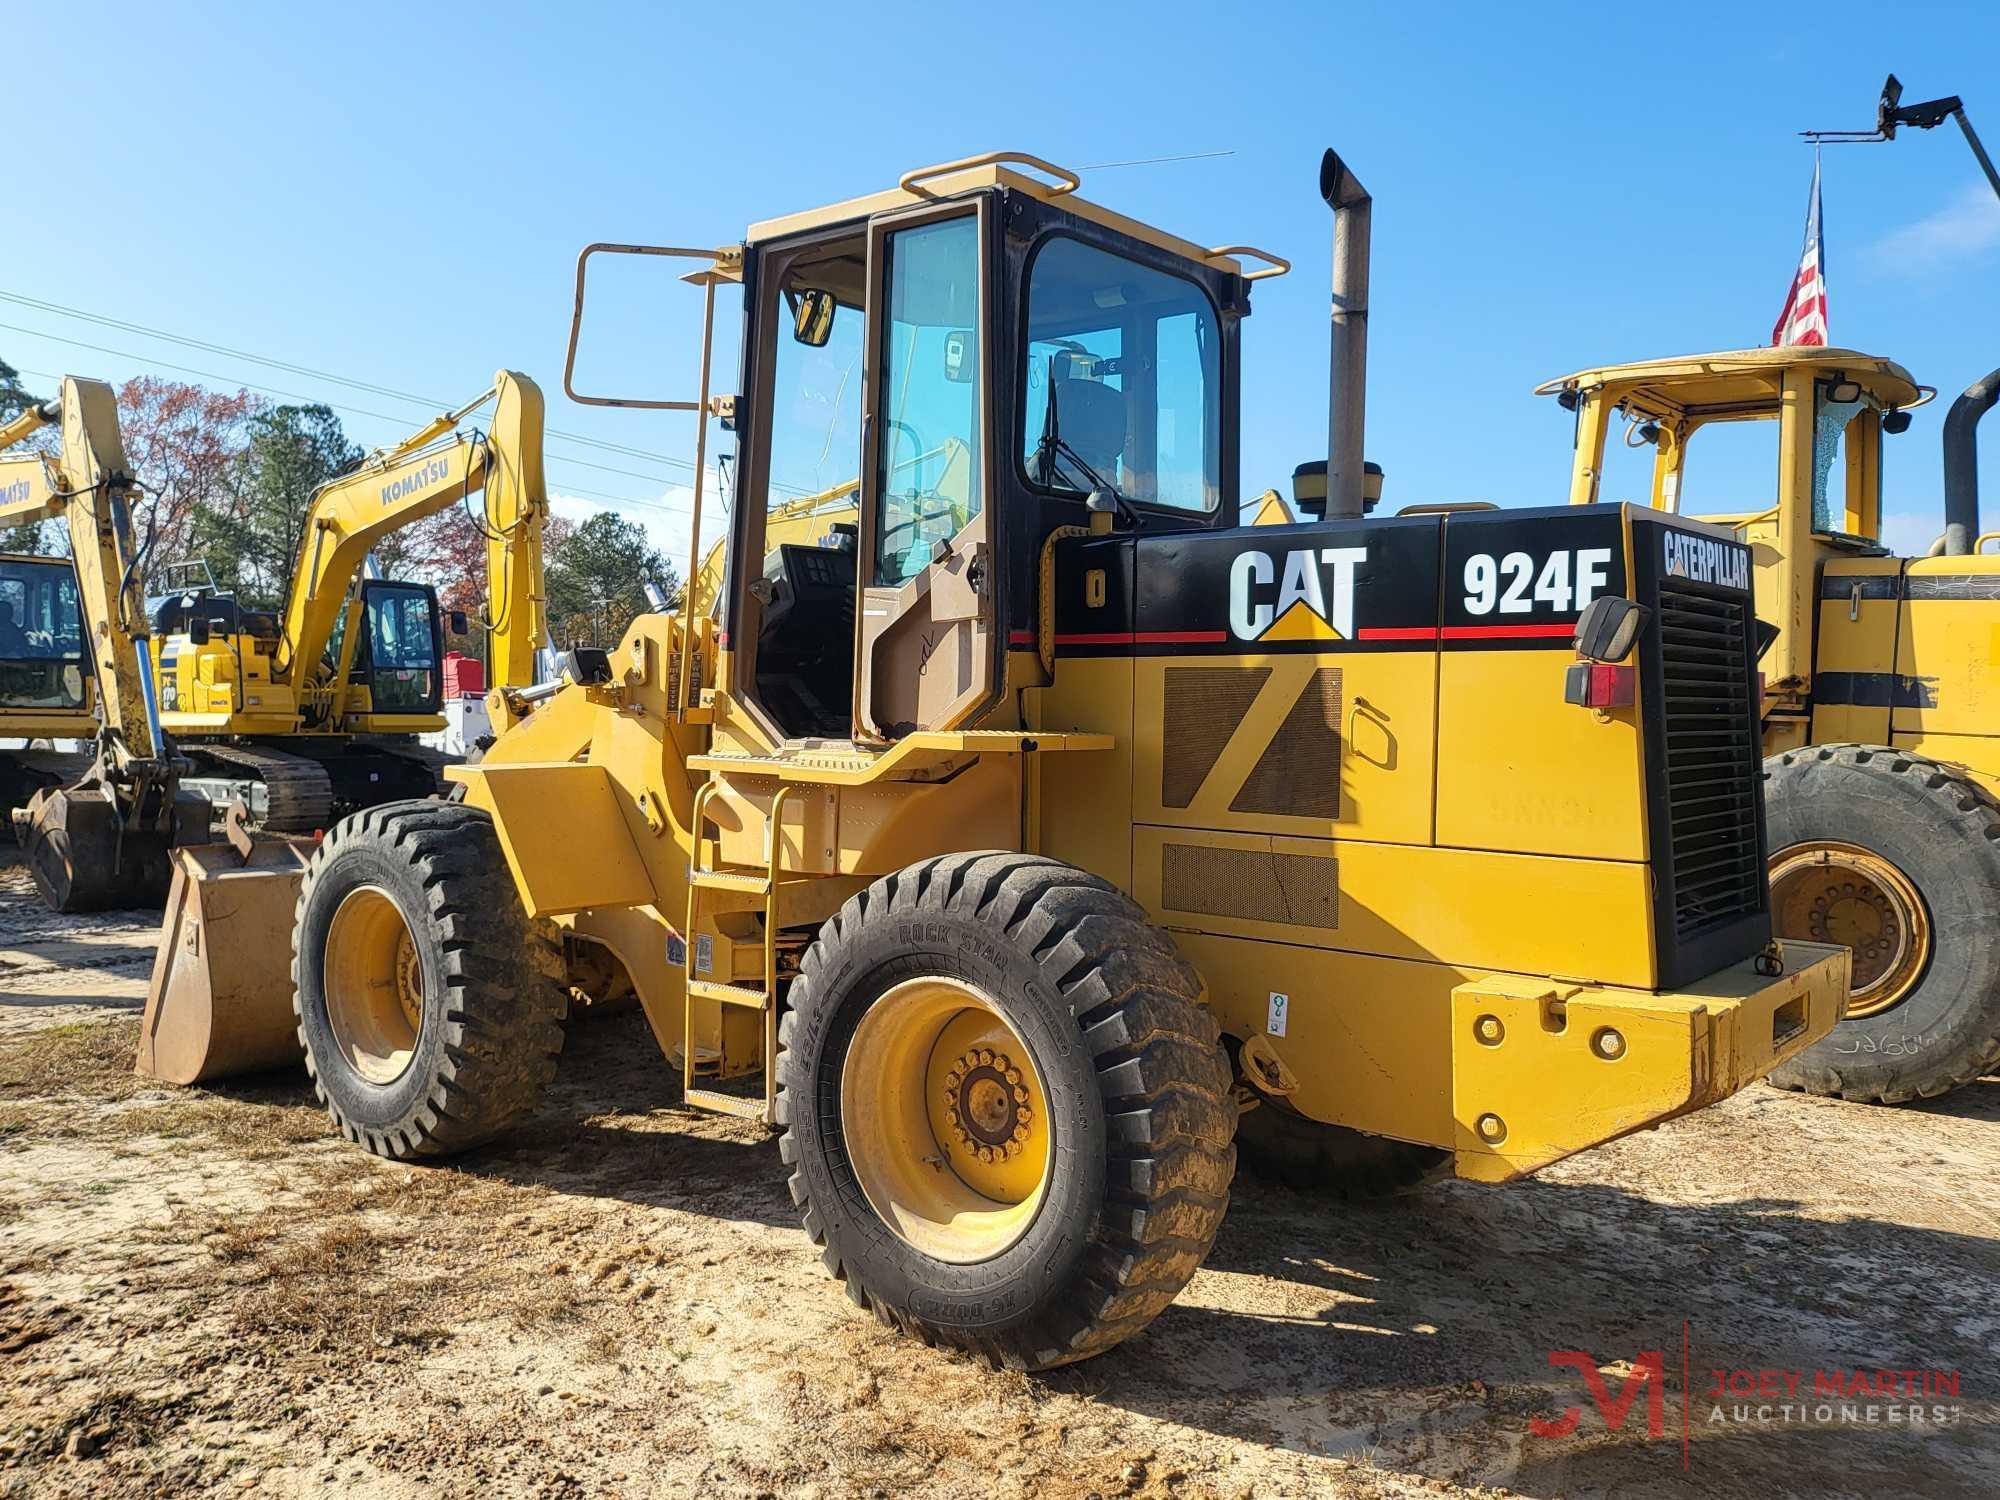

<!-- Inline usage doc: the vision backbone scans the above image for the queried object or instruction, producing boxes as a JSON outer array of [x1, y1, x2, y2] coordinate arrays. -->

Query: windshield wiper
[[1034, 358, 1142, 529]]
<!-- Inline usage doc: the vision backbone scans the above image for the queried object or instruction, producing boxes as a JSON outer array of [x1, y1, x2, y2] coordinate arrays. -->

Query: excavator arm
[[276, 370, 548, 714]]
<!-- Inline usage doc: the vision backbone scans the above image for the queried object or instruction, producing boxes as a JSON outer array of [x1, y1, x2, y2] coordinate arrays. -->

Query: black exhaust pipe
[[1319, 149, 1372, 521], [1942, 368, 2000, 555]]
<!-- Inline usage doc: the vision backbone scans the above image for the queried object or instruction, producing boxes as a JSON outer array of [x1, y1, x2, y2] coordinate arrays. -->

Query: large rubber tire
[[1764, 745, 2000, 1103], [292, 800, 568, 1158], [1234, 1098, 1448, 1199], [776, 853, 1236, 1370]]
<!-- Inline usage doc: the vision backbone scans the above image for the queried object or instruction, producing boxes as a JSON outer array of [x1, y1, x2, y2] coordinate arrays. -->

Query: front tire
[[776, 853, 1236, 1370], [1764, 745, 2000, 1103], [293, 800, 567, 1158]]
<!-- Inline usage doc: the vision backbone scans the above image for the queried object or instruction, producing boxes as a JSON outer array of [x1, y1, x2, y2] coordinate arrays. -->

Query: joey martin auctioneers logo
[[1530, 1324, 1964, 1470]]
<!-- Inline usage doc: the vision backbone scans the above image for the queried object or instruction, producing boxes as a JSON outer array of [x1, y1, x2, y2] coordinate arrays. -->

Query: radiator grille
[[1655, 583, 1763, 939], [1232, 668, 1342, 820], [1161, 843, 1340, 929], [1162, 667, 1268, 807]]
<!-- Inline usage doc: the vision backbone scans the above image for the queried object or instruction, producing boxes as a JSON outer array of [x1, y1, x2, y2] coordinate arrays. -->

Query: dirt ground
[[1, 853, 1995, 1500]]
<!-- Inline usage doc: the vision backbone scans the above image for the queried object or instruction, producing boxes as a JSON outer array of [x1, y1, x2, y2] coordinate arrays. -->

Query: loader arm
[[276, 369, 548, 704]]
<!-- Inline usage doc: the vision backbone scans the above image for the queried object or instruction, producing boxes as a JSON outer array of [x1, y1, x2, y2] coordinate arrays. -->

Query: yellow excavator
[[1, 379, 207, 909], [148, 370, 549, 830]]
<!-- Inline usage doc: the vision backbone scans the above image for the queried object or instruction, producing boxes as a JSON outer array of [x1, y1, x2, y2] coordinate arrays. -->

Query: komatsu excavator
[[0, 378, 205, 909], [148, 370, 549, 829]]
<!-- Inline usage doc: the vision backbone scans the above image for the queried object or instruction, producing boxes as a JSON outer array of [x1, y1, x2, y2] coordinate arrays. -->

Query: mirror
[[943, 329, 974, 384], [448, 609, 469, 636], [1754, 618, 1780, 661], [791, 288, 837, 348], [1573, 594, 1647, 663], [188, 617, 211, 646]]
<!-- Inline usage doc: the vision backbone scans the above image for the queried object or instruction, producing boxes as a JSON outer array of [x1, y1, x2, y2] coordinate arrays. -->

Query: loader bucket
[[136, 841, 311, 1084]]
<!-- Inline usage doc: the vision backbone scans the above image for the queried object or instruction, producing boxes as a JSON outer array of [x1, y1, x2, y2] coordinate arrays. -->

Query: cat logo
[[1228, 545, 1368, 642]]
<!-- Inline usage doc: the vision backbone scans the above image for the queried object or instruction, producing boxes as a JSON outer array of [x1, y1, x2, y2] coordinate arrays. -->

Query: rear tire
[[776, 853, 1236, 1370], [292, 800, 567, 1158], [1763, 745, 2000, 1103], [1234, 1099, 1448, 1199]]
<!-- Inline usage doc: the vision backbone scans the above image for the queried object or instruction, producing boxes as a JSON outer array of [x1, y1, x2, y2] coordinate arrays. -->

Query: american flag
[[1772, 158, 1828, 347]]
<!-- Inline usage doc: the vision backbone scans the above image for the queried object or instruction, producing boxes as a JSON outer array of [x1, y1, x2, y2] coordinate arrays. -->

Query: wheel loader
[[1541, 348, 2000, 1105], [150, 150, 1849, 1370], [1, 379, 207, 909], [146, 369, 551, 832]]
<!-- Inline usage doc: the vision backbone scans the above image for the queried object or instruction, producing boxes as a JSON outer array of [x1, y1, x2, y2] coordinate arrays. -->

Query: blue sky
[[7, 4, 1995, 563]]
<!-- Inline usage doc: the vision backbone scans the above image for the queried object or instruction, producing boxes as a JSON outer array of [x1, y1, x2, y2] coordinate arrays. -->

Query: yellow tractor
[[147, 370, 550, 831], [2, 379, 208, 909], [1541, 348, 2000, 1104], [158, 151, 1848, 1368]]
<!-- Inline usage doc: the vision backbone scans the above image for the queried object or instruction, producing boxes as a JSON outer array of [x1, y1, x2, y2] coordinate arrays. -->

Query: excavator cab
[[0, 556, 90, 715]]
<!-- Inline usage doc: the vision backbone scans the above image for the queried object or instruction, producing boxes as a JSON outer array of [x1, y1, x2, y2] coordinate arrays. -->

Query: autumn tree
[[114, 377, 262, 587]]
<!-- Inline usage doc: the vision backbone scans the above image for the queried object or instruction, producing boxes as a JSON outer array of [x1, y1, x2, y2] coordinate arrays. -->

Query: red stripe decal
[[1133, 629, 1230, 644], [1355, 625, 1440, 641], [1053, 631, 1136, 646], [1007, 630, 1035, 647], [1440, 622, 1575, 640]]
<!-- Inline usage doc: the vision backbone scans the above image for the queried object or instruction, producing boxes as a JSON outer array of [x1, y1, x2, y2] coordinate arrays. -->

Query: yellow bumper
[[1449, 941, 1849, 1183]]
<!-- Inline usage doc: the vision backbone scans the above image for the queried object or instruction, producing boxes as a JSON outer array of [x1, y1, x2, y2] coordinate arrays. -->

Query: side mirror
[[943, 329, 974, 384], [562, 646, 613, 685], [1754, 618, 1780, 661], [791, 288, 837, 348], [448, 610, 469, 636], [1573, 595, 1647, 663], [188, 617, 211, 646], [1883, 409, 1912, 435]]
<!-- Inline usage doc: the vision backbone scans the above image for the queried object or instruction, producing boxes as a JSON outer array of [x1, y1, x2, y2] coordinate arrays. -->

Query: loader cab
[[722, 161, 1248, 748], [1539, 348, 1929, 699], [0, 554, 90, 717]]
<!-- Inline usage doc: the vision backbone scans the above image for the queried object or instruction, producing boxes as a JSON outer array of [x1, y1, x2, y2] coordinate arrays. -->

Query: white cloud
[[1867, 183, 2000, 274]]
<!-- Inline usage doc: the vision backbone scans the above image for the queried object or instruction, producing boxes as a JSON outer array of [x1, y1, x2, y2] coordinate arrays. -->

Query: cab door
[[853, 198, 998, 740]]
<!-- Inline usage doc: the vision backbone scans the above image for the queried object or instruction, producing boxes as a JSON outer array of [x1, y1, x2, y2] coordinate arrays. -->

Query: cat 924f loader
[[156, 150, 1849, 1370]]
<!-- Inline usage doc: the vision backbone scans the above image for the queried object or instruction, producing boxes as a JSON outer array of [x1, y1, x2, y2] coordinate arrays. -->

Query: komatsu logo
[[381, 455, 452, 506], [1229, 545, 1368, 642], [1663, 530, 1751, 591], [1, 478, 29, 507]]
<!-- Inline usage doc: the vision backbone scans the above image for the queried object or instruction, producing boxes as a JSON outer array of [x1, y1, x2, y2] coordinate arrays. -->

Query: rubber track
[[187, 742, 334, 832], [292, 800, 568, 1158], [1764, 743, 2000, 1104], [777, 852, 1237, 1371]]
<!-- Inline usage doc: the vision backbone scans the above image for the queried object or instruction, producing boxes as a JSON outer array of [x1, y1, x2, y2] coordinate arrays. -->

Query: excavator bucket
[[136, 841, 311, 1084], [16, 785, 187, 913]]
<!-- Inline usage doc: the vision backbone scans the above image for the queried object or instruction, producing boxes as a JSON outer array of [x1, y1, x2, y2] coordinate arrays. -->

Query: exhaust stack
[[1320, 149, 1372, 520], [1942, 367, 2000, 555]]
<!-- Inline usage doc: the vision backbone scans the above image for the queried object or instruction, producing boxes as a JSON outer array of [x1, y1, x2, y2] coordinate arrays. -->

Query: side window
[[1810, 381, 1881, 540], [363, 586, 439, 711], [873, 215, 982, 587], [1021, 238, 1220, 512]]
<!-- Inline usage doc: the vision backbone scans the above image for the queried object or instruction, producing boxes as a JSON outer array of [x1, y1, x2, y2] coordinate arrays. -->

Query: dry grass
[[230, 1222, 447, 1362], [0, 1017, 148, 1103]]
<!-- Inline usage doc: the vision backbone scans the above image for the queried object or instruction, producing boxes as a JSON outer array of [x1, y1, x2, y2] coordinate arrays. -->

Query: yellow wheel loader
[[161, 151, 1849, 1369], [148, 370, 550, 830], [0, 379, 207, 909], [1542, 348, 2000, 1104]]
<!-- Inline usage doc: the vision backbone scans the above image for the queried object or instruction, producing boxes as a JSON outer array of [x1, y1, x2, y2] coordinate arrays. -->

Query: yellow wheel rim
[[839, 977, 1052, 1265], [1770, 841, 1930, 1019], [323, 885, 425, 1083]]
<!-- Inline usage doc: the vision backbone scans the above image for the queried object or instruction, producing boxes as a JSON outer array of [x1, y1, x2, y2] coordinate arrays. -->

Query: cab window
[[0, 559, 87, 711], [362, 584, 439, 711], [1021, 238, 1219, 512]]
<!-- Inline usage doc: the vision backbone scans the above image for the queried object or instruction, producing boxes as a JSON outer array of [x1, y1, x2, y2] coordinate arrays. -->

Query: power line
[[0, 288, 724, 475], [1078, 149, 1235, 171]]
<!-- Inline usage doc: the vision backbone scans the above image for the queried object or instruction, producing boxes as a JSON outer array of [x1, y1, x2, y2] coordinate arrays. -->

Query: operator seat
[[1055, 377, 1127, 480]]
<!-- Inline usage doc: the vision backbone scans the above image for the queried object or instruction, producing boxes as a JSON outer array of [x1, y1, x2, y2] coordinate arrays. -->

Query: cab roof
[[1534, 347, 1928, 418], [744, 154, 1255, 281]]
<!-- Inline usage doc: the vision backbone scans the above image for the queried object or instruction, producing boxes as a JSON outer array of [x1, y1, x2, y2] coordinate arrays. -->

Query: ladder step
[[683, 1087, 770, 1122], [687, 978, 771, 1008], [690, 867, 773, 895]]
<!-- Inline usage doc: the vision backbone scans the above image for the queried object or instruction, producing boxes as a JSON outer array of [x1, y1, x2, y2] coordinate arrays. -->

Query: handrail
[[562, 242, 737, 412], [1205, 244, 1291, 282], [899, 151, 1079, 199]]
